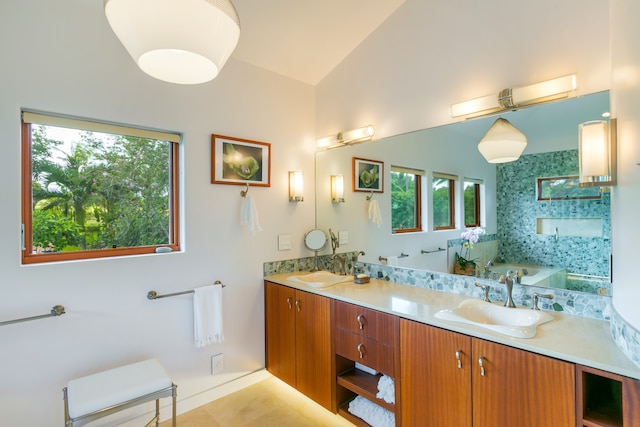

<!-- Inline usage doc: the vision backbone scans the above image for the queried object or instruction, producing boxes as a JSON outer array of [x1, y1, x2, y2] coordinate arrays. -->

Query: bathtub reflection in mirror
[[315, 91, 611, 295]]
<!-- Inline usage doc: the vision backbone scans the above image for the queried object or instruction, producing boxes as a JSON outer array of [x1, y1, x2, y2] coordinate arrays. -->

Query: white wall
[[610, 0, 640, 327], [0, 1, 315, 425], [316, 0, 610, 140]]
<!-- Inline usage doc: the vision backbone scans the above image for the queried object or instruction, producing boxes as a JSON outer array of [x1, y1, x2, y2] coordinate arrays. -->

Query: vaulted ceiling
[[230, 0, 405, 85]]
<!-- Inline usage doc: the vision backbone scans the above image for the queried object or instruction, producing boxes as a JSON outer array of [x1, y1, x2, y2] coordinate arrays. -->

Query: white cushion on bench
[[66, 358, 172, 418]]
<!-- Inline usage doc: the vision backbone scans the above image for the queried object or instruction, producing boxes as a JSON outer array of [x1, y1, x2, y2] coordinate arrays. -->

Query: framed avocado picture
[[212, 134, 271, 186]]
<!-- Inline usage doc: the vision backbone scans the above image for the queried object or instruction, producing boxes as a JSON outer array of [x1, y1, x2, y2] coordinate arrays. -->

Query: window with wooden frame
[[464, 178, 483, 228], [432, 172, 456, 230], [391, 166, 423, 233], [21, 111, 181, 264]]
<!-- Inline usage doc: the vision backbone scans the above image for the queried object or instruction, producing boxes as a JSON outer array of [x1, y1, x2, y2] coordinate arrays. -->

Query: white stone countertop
[[265, 273, 640, 381]]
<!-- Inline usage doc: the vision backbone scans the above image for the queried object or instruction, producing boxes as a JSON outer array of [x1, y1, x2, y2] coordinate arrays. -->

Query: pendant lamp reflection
[[104, 0, 241, 85], [478, 118, 528, 163]]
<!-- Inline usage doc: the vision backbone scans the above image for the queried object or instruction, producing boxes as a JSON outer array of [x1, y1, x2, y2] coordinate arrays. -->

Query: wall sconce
[[331, 175, 345, 203], [289, 171, 304, 202], [450, 75, 577, 119], [579, 119, 617, 188], [316, 125, 375, 150], [104, 0, 240, 84], [477, 118, 528, 163]]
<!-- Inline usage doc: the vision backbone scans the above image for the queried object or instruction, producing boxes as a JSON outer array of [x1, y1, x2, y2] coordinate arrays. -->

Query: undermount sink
[[286, 271, 353, 288], [434, 298, 553, 339]]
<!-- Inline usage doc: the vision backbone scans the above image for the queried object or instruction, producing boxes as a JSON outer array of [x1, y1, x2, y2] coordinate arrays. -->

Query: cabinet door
[[265, 282, 296, 388], [472, 338, 575, 427], [294, 289, 333, 410], [400, 319, 472, 427]]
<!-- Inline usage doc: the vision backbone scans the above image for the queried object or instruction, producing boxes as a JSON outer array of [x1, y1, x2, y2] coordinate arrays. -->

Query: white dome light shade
[[104, 0, 240, 85], [478, 118, 528, 163]]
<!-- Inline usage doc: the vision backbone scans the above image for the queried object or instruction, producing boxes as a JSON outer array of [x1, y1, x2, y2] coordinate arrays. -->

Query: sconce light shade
[[104, 0, 240, 84], [331, 175, 345, 203], [579, 119, 616, 187], [289, 171, 304, 202], [450, 75, 577, 119], [316, 125, 375, 149], [478, 118, 528, 163]]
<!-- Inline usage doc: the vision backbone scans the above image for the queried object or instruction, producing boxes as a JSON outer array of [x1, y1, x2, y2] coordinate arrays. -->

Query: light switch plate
[[278, 234, 291, 250], [339, 231, 348, 245]]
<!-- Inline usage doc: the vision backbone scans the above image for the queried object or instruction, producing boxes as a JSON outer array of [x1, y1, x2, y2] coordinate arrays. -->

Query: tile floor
[[159, 376, 355, 426]]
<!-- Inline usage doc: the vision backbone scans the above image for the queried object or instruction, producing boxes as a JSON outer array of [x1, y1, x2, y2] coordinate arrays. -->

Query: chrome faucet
[[331, 254, 346, 275], [515, 268, 529, 284], [499, 271, 517, 308], [483, 260, 494, 279], [351, 251, 366, 275]]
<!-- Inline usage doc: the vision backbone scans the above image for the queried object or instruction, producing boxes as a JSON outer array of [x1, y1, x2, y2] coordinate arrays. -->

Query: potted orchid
[[454, 227, 486, 275]]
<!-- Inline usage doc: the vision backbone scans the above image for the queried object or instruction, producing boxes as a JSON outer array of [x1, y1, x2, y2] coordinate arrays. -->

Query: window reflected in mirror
[[433, 173, 456, 230], [464, 179, 482, 227], [391, 166, 423, 233]]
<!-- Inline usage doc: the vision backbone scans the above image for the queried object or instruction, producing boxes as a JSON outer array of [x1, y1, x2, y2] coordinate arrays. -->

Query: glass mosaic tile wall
[[496, 149, 611, 278]]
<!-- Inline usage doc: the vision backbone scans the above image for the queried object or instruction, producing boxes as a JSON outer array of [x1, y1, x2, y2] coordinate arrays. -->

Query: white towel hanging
[[368, 198, 382, 228], [193, 285, 224, 348], [240, 195, 262, 235]]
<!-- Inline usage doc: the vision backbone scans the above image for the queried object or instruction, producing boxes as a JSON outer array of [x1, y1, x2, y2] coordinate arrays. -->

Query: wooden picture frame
[[211, 134, 271, 186], [352, 157, 383, 192]]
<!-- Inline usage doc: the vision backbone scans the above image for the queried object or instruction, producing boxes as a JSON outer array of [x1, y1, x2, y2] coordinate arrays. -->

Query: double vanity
[[264, 272, 640, 427]]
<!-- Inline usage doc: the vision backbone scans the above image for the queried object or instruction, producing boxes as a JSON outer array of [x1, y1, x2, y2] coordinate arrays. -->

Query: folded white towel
[[193, 285, 224, 348], [240, 195, 262, 235], [376, 375, 395, 404], [368, 198, 382, 228], [386, 256, 399, 266], [348, 396, 395, 427]]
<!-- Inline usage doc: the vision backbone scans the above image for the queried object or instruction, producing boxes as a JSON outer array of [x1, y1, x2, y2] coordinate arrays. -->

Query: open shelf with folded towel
[[336, 365, 396, 426], [334, 300, 400, 426]]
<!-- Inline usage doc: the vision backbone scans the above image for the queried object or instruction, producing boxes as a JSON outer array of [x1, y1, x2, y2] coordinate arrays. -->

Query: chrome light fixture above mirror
[[104, 0, 241, 84], [579, 118, 617, 188], [450, 75, 577, 119], [316, 125, 375, 150], [478, 118, 528, 163]]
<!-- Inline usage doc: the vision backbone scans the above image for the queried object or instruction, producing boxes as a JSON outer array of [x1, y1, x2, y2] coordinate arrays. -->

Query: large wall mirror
[[315, 91, 611, 296]]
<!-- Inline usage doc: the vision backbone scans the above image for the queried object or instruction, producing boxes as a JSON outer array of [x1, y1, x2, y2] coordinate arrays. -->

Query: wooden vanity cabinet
[[400, 319, 576, 427], [264, 281, 333, 411]]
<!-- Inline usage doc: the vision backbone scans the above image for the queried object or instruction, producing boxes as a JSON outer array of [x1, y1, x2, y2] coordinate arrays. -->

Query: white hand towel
[[348, 396, 395, 427], [240, 195, 262, 235], [368, 198, 382, 228], [376, 375, 396, 404], [194, 285, 224, 348], [386, 256, 399, 266]]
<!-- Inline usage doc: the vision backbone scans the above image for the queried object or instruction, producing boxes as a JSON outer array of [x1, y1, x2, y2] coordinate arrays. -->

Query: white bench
[[63, 358, 177, 426]]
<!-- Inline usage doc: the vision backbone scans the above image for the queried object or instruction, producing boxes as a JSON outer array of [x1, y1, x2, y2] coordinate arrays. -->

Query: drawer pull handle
[[295, 300, 301, 312], [357, 343, 365, 359], [478, 356, 486, 377], [455, 350, 462, 369], [286, 297, 292, 310], [357, 314, 365, 330]]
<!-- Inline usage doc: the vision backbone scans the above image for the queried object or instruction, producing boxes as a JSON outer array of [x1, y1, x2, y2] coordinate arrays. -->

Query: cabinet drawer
[[335, 300, 397, 344], [335, 329, 394, 376]]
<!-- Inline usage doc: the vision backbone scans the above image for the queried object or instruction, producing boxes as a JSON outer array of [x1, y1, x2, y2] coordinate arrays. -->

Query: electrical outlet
[[211, 353, 223, 375]]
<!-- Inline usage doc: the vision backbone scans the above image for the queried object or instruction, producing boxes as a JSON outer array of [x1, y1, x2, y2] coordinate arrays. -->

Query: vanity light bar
[[316, 125, 375, 150], [450, 75, 577, 119]]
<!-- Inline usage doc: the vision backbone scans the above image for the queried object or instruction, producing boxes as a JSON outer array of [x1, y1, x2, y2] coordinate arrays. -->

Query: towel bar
[[421, 247, 446, 254], [147, 281, 225, 300], [378, 253, 409, 262], [0, 305, 65, 327]]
